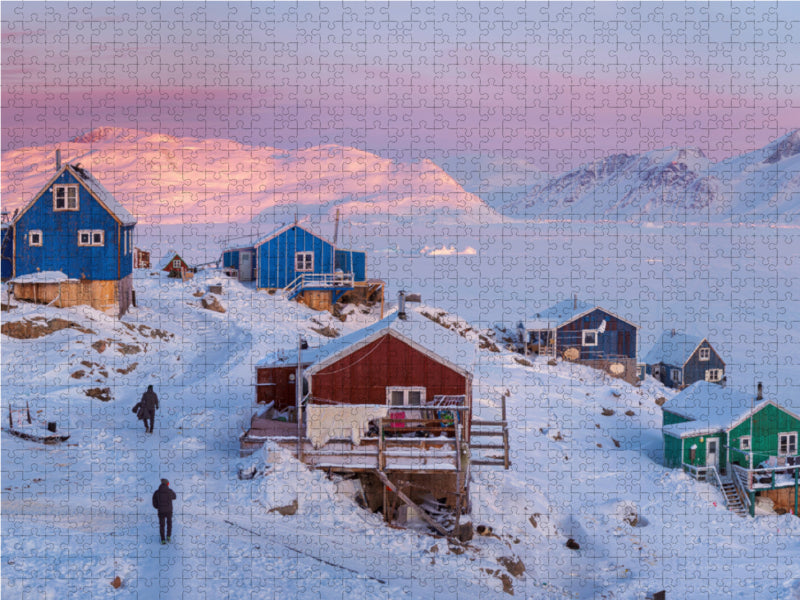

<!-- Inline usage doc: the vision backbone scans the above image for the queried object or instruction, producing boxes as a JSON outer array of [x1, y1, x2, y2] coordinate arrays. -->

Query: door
[[239, 251, 253, 281], [706, 438, 719, 468]]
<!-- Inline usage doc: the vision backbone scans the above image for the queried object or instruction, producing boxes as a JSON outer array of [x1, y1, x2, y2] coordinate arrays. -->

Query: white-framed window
[[671, 369, 682, 385], [740, 436, 751, 451], [582, 330, 598, 346], [295, 251, 313, 272], [53, 184, 79, 211], [698, 347, 710, 361], [705, 369, 723, 382], [778, 432, 798, 456], [172, 259, 182, 269], [28, 230, 43, 246], [78, 229, 105, 247], [386, 386, 425, 407]]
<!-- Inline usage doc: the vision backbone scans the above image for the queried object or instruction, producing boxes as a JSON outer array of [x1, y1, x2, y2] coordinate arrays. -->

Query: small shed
[[662, 381, 800, 516], [158, 250, 192, 279], [133, 247, 151, 269], [645, 330, 725, 389], [525, 297, 638, 383]]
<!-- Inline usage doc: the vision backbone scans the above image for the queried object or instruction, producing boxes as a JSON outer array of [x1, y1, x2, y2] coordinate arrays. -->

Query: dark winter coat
[[152, 483, 176, 515], [140, 390, 159, 418], [132, 402, 145, 420]]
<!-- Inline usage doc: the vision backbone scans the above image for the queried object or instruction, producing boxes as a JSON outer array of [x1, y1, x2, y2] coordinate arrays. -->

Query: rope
[[311, 334, 388, 376]]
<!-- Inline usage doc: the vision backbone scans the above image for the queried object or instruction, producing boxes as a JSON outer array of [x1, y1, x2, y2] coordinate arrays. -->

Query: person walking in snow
[[139, 385, 159, 433], [152, 478, 177, 544]]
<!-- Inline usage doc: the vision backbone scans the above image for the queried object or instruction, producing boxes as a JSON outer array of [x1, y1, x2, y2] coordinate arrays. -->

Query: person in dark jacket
[[139, 385, 159, 433], [152, 478, 177, 544]]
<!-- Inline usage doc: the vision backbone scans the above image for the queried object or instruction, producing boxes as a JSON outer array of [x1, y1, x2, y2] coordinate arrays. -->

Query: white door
[[239, 252, 253, 281], [706, 438, 719, 468]]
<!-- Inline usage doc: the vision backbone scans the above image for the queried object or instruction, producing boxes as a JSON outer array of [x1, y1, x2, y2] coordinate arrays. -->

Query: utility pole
[[296, 335, 303, 460]]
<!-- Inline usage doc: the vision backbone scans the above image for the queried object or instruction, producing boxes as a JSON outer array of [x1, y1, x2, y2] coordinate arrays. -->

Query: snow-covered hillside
[[0, 128, 496, 225], [496, 130, 800, 222], [2, 271, 798, 599]]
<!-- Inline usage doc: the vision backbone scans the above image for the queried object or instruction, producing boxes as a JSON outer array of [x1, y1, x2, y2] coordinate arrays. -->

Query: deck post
[[296, 336, 303, 460], [795, 467, 798, 516], [749, 491, 756, 517]]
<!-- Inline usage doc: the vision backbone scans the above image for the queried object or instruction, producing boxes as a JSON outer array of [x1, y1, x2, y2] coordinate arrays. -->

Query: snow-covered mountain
[[497, 130, 800, 221], [1, 128, 495, 225]]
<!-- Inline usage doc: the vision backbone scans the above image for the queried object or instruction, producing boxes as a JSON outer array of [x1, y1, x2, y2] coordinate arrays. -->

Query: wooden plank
[[471, 420, 507, 426], [373, 469, 450, 537], [470, 431, 506, 437], [471, 459, 508, 466], [470, 443, 506, 450]]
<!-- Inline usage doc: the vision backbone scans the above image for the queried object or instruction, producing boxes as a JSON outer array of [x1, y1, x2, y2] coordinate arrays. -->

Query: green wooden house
[[662, 381, 800, 516]]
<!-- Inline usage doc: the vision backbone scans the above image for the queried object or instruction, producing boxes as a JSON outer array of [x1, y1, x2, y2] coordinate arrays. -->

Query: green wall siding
[[663, 410, 691, 427], [664, 432, 728, 470], [728, 404, 800, 468]]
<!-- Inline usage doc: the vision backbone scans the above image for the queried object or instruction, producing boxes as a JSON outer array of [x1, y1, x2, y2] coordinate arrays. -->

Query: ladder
[[470, 395, 510, 469]]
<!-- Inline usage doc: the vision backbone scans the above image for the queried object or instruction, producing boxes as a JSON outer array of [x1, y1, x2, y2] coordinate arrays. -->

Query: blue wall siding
[[14, 170, 129, 280], [257, 227, 335, 288], [1, 226, 12, 280], [223, 249, 241, 269], [683, 341, 725, 386], [335, 249, 366, 281], [556, 308, 637, 360]]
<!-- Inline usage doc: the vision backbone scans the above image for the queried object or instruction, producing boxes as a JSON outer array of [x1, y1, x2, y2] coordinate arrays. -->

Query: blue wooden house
[[221, 223, 380, 312], [645, 330, 725, 389], [1, 221, 12, 281], [525, 297, 638, 383], [9, 157, 137, 316]]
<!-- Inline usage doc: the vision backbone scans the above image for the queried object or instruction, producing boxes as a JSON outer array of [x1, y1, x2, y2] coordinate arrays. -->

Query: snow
[[11, 270, 72, 283], [644, 330, 705, 366], [3, 264, 800, 600]]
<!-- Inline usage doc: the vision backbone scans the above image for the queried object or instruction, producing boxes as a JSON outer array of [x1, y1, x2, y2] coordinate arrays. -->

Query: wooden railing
[[730, 462, 800, 491], [730, 465, 752, 512], [284, 272, 354, 298]]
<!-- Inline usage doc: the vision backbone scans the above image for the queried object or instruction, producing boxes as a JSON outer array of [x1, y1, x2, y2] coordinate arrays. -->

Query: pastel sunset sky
[[3, 2, 798, 181]]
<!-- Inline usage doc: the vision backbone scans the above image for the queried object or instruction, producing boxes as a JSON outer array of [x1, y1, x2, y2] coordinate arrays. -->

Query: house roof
[[660, 381, 800, 437], [252, 222, 334, 250], [257, 307, 475, 379], [156, 250, 184, 270], [12, 164, 137, 227], [525, 299, 637, 330], [644, 330, 705, 366]]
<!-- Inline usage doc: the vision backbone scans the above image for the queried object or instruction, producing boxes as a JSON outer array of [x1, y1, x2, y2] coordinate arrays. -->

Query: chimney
[[55, 149, 61, 171], [573, 294, 577, 310], [671, 329, 676, 337], [398, 290, 406, 319], [756, 382, 763, 400]]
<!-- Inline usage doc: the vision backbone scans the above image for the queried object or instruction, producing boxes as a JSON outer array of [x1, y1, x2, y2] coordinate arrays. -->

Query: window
[[779, 432, 798, 456], [698, 347, 710, 361], [295, 251, 313, 272], [705, 369, 723, 382], [53, 185, 79, 211], [28, 230, 42, 246], [78, 229, 105, 247], [739, 436, 751, 451], [172, 259, 182, 269], [582, 330, 598, 346], [671, 369, 682, 385], [387, 387, 425, 407]]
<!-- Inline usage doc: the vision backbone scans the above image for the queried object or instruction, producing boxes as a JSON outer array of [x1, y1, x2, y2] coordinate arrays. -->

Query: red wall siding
[[256, 365, 298, 409], [311, 334, 468, 406]]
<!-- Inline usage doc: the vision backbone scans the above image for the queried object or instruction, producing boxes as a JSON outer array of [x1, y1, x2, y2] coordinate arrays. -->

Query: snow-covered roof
[[662, 420, 726, 439], [662, 381, 779, 433], [644, 330, 705, 366], [11, 270, 73, 284], [156, 250, 183, 270], [253, 222, 333, 250], [525, 299, 637, 330], [257, 307, 475, 378], [70, 166, 137, 226], [12, 164, 137, 227]]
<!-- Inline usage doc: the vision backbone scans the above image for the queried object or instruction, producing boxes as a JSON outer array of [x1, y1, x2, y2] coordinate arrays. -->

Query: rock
[[70, 370, 86, 379], [91, 340, 108, 353], [625, 410, 635, 416], [612, 438, 621, 448], [655, 396, 667, 406], [116, 343, 142, 355], [476, 524, 493, 536], [110, 576, 122, 589], [201, 294, 226, 313], [1, 318, 95, 339], [601, 408, 615, 416], [268, 499, 298, 516], [497, 555, 526, 578], [85, 387, 112, 402], [566, 538, 580, 550], [528, 514, 539, 528]]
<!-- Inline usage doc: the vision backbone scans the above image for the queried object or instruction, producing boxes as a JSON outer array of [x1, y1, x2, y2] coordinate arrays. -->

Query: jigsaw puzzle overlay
[[2, 3, 799, 599]]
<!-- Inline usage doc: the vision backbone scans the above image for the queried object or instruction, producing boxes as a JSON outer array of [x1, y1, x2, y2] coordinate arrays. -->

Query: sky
[[2, 1, 799, 186]]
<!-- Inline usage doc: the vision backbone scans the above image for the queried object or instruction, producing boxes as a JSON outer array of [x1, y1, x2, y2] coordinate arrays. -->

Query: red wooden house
[[243, 298, 503, 531], [157, 250, 192, 279]]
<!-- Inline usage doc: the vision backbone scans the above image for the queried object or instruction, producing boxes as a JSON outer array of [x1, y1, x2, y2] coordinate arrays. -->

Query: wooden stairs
[[719, 476, 748, 517], [470, 395, 511, 469]]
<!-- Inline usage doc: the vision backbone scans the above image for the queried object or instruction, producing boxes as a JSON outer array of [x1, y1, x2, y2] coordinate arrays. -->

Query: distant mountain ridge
[[1, 128, 494, 225], [495, 130, 800, 221]]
